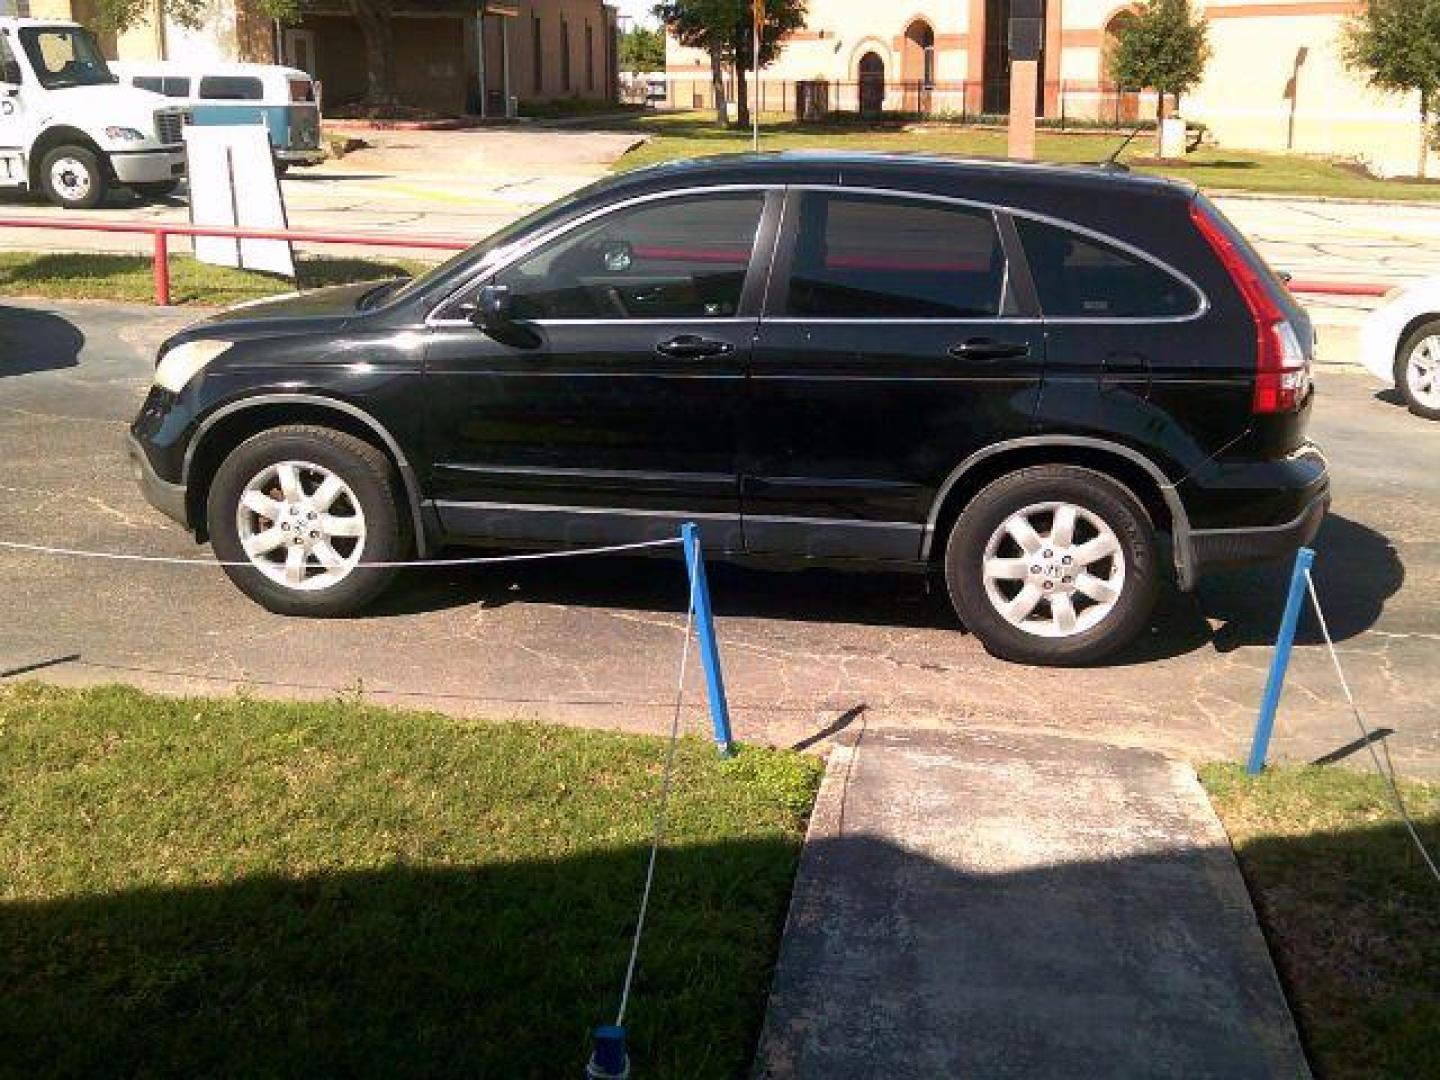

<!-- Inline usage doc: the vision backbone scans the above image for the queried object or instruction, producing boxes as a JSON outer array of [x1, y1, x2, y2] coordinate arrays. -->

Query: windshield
[[19, 26, 116, 90]]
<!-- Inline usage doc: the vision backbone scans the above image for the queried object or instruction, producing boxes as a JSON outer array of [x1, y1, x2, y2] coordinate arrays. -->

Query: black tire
[[207, 425, 409, 617], [131, 179, 180, 200], [943, 465, 1160, 666], [1394, 318, 1440, 421], [39, 144, 107, 210]]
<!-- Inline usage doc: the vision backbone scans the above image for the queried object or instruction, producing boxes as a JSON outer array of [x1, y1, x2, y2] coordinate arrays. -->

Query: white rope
[[0, 536, 682, 569], [1304, 568, 1440, 886], [615, 575, 697, 1028]]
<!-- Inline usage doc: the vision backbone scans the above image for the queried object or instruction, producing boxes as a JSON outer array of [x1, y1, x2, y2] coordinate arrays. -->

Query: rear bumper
[[126, 431, 188, 527], [1189, 487, 1329, 575], [111, 148, 186, 184]]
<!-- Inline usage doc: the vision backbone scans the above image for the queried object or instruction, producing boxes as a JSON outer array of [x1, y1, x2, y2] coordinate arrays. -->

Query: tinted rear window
[[199, 76, 263, 100], [1016, 217, 1197, 319], [784, 193, 1005, 318]]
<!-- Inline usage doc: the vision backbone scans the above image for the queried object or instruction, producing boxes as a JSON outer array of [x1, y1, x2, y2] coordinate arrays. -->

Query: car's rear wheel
[[207, 426, 408, 616], [944, 465, 1160, 666], [1396, 319, 1440, 421]]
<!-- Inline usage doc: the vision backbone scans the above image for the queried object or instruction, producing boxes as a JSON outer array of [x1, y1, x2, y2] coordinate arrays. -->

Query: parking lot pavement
[[1, 298, 1437, 776]]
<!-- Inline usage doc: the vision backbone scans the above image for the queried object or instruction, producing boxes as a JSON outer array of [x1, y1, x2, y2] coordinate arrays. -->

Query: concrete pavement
[[754, 728, 1309, 1078], [0, 297, 1435, 778]]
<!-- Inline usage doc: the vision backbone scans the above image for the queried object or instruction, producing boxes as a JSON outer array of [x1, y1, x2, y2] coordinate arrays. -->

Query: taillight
[[1189, 201, 1310, 414]]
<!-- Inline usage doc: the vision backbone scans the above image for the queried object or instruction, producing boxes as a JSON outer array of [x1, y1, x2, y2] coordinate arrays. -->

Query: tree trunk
[[709, 48, 729, 126], [735, 61, 751, 128], [352, 0, 397, 107], [1155, 89, 1166, 159], [1420, 92, 1430, 180]]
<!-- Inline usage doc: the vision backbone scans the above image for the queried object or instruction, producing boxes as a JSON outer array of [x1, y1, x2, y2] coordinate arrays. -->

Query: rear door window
[[781, 193, 1006, 318], [1015, 217, 1198, 319]]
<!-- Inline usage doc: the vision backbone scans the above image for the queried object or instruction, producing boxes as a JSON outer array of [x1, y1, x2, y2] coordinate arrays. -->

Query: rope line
[[615, 576, 697, 1029], [0, 536, 681, 569], [1304, 568, 1440, 886]]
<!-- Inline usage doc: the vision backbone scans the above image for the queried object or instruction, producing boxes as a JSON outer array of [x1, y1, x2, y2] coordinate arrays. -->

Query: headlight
[[154, 340, 232, 393], [104, 126, 147, 142]]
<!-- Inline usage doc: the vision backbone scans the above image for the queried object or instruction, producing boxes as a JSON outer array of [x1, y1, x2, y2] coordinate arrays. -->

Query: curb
[[1289, 280, 1392, 298], [1209, 189, 1440, 210]]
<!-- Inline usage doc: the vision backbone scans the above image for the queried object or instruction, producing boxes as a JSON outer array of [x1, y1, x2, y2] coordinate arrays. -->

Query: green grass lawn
[[612, 112, 1440, 201], [0, 252, 434, 307], [0, 683, 822, 1078], [1201, 764, 1440, 1079]]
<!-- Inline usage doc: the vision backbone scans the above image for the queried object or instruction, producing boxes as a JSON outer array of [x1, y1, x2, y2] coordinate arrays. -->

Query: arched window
[[903, 20, 936, 89]]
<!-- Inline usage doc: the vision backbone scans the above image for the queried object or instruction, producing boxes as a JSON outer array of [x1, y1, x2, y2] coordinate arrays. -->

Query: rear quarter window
[[199, 75, 264, 101], [1016, 217, 1198, 319]]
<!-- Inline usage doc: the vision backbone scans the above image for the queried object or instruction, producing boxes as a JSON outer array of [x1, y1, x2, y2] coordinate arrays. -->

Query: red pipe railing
[[0, 216, 470, 305], [0, 214, 1399, 306]]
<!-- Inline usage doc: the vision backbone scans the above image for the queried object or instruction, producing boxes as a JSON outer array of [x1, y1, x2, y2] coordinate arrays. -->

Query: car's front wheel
[[207, 426, 408, 616], [1396, 318, 1440, 421], [40, 144, 107, 209], [943, 465, 1160, 666]]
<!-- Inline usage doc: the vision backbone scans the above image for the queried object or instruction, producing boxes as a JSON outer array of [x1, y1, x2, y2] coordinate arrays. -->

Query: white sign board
[[185, 125, 295, 279]]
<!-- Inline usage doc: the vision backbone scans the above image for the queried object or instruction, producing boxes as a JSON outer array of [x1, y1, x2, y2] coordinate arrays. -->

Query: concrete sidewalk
[[755, 729, 1309, 1079]]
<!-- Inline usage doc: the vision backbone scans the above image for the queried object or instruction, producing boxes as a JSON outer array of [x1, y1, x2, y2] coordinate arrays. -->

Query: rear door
[[744, 188, 1046, 560]]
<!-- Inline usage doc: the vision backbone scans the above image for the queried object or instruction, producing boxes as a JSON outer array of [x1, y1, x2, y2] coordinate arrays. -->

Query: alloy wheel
[[981, 500, 1126, 638], [236, 460, 367, 590], [1405, 335, 1440, 410]]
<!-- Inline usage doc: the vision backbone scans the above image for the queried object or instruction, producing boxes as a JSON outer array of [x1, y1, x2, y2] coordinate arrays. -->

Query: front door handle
[[655, 334, 735, 359], [948, 338, 1031, 361]]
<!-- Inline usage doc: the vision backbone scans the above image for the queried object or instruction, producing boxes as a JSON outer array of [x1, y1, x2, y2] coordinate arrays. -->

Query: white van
[[112, 60, 325, 173], [0, 17, 188, 208]]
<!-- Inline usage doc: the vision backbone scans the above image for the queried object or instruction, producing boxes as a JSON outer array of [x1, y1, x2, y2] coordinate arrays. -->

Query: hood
[[41, 82, 173, 127], [196, 281, 394, 331]]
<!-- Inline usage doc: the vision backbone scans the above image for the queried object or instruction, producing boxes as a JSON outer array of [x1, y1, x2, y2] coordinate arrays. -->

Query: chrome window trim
[[785, 183, 1209, 324], [424, 183, 781, 327]]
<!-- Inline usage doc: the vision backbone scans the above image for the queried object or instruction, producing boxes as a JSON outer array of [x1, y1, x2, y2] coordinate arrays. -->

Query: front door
[[283, 29, 316, 75], [745, 188, 1047, 560], [423, 188, 778, 552], [0, 33, 26, 186]]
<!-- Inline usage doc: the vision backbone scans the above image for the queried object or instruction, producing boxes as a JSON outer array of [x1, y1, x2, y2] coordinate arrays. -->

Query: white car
[[1360, 278, 1440, 419]]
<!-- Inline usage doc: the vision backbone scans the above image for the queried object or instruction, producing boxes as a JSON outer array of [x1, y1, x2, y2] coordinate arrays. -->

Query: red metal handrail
[[0, 214, 1398, 306], [0, 215, 470, 305]]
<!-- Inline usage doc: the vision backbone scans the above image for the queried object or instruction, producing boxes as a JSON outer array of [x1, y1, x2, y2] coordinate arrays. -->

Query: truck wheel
[[40, 144, 107, 210], [943, 465, 1160, 666], [131, 179, 180, 200], [1395, 318, 1440, 421], [207, 425, 410, 617]]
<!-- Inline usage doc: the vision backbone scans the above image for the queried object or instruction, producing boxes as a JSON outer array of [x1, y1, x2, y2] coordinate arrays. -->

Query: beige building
[[665, 0, 1437, 177], [17, 0, 619, 116]]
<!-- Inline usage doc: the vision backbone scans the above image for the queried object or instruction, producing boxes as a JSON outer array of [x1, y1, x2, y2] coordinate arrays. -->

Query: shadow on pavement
[[0, 304, 84, 378], [373, 510, 1398, 666]]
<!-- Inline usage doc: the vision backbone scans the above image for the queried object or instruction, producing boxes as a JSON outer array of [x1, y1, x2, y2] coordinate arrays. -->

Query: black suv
[[129, 153, 1328, 665]]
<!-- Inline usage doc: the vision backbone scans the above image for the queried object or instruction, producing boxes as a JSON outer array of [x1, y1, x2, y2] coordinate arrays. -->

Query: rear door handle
[[948, 339, 1031, 361], [655, 335, 735, 359]]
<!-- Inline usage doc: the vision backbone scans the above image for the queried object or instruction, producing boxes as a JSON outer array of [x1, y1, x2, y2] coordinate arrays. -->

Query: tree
[[619, 25, 666, 75], [1344, 0, 1440, 177], [90, 0, 296, 34], [1107, 0, 1211, 157], [654, 0, 807, 128]]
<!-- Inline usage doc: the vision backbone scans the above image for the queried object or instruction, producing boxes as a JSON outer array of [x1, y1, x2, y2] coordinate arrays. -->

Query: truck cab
[[0, 18, 188, 208]]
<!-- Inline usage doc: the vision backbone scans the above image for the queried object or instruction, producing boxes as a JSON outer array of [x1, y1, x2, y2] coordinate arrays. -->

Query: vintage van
[[112, 61, 324, 172]]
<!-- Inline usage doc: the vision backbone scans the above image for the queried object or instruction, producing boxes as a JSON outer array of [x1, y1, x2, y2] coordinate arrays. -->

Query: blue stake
[[680, 522, 735, 756], [1247, 546, 1316, 775], [586, 1024, 630, 1079]]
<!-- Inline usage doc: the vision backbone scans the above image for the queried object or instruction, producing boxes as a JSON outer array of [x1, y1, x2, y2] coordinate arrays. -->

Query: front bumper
[[1189, 487, 1330, 575], [126, 432, 188, 527], [276, 149, 327, 166], [110, 148, 186, 185]]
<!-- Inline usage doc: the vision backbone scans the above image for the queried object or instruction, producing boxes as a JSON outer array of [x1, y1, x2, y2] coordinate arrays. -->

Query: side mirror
[[470, 284, 513, 332]]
